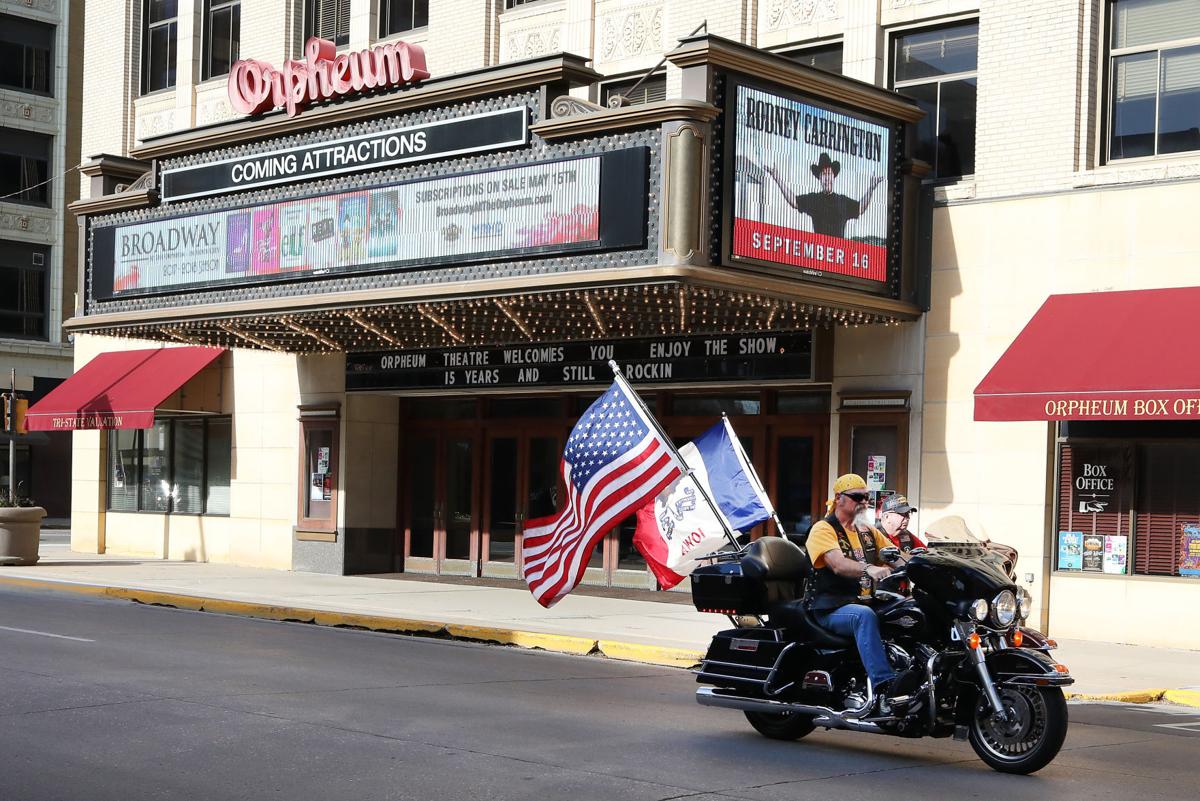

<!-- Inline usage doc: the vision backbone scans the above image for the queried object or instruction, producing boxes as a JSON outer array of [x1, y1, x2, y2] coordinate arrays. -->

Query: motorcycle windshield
[[923, 515, 983, 545], [923, 515, 1016, 576], [906, 550, 1015, 601]]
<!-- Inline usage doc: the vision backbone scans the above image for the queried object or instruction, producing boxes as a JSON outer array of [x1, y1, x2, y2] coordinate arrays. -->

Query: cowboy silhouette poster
[[731, 83, 891, 284]]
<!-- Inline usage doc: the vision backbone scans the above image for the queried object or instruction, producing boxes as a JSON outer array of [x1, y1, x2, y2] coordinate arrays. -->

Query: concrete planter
[[0, 506, 46, 566]]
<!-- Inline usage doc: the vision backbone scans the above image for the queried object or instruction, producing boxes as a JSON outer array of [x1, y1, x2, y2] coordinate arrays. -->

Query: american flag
[[522, 378, 682, 607]]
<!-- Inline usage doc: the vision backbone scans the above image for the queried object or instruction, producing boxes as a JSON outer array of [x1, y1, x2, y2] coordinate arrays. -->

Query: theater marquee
[[91, 148, 648, 299], [347, 332, 813, 391], [722, 77, 903, 298]]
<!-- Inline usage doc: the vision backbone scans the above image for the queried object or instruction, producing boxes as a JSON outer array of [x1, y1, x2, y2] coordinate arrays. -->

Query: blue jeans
[[814, 604, 896, 689]]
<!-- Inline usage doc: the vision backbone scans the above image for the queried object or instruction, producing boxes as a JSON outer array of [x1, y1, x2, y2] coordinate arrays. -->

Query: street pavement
[[1, 531, 1197, 705], [2, 582, 1199, 801]]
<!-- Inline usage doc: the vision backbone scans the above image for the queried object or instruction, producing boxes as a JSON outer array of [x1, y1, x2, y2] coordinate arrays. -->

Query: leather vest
[[808, 513, 879, 611]]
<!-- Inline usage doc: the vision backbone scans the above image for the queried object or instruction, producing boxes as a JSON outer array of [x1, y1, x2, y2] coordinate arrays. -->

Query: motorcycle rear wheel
[[744, 710, 817, 740], [968, 686, 1068, 774]]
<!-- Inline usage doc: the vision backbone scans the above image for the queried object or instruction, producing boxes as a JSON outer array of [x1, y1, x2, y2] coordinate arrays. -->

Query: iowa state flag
[[634, 418, 774, 588]]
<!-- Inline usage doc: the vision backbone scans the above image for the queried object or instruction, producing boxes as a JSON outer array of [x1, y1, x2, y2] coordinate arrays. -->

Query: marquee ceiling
[[83, 282, 905, 354]]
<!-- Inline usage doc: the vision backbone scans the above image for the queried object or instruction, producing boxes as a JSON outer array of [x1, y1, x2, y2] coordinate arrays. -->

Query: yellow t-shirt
[[806, 519, 886, 569]]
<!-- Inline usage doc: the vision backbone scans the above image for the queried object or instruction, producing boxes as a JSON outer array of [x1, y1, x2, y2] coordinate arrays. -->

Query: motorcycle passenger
[[879, 495, 926, 557], [805, 473, 898, 708]]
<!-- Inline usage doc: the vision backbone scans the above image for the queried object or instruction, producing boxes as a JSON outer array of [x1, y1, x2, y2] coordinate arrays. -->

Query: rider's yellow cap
[[833, 473, 868, 495]]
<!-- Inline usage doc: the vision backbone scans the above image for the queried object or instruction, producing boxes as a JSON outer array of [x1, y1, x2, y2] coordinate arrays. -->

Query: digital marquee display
[[91, 149, 649, 299], [727, 81, 898, 294]]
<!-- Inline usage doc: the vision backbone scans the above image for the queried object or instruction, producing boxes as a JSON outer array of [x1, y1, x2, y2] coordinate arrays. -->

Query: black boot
[[871, 679, 895, 716]]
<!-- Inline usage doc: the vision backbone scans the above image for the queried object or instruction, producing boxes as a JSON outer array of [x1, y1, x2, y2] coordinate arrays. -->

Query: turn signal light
[[1052, 663, 1070, 673], [1046, 638, 1059, 649], [1010, 630, 1024, 647], [967, 631, 981, 650]]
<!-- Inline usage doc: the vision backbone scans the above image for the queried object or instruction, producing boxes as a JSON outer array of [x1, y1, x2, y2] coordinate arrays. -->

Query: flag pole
[[721, 413, 789, 539], [608, 360, 742, 551]]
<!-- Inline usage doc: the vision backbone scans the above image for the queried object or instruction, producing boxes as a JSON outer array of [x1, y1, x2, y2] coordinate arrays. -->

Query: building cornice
[[68, 189, 159, 216], [531, 99, 721, 140], [667, 34, 925, 123], [79, 154, 151, 182]]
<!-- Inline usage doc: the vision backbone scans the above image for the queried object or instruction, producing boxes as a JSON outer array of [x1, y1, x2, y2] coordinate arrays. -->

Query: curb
[[1066, 689, 1167, 705], [1066, 688, 1200, 708], [1163, 689, 1200, 708], [0, 575, 701, 669]]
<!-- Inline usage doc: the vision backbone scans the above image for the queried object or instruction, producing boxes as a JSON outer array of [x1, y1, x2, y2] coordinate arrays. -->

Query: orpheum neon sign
[[228, 37, 429, 118]]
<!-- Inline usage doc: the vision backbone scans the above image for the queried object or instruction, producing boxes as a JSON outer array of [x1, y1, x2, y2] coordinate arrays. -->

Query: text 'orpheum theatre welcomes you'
[[32, 33, 929, 591]]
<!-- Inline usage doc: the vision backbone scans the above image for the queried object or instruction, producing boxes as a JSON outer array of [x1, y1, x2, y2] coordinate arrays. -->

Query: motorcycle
[[689, 534, 1073, 774]]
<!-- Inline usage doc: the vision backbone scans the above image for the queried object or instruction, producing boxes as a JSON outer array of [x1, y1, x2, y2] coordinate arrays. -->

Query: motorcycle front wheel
[[968, 686, 1068, 774], [744, 710, 817, 740]]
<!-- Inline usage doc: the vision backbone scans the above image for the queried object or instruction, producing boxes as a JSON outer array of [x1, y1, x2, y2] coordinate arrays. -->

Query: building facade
[[1, 0, 81, 518], [55, 0, 1200, 649]]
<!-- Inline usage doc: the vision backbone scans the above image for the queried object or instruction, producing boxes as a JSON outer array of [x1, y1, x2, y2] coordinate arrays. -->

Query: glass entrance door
[[770, 426, 826, 540], [402, 432, 478, 575], [439, 434, 477, 575], [483, 430, 562, 579], [404, 434, 438, 573]]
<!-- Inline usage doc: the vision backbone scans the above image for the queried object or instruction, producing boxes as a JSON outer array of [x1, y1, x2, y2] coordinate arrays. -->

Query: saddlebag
[[690, 538, 808, 615], [694, 627, 795, 693]]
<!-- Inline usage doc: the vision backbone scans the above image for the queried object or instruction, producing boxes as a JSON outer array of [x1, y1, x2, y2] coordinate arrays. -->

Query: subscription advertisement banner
[[730, 84, 892, 285], [98, 156, 603, 296]]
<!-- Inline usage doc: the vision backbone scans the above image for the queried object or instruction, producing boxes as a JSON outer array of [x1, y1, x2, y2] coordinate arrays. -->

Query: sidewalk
[[2, 539, 1197, 706]]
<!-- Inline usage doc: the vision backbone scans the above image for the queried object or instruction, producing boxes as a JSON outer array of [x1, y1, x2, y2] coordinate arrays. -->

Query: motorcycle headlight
[[969, 598, 989, 622], [1017, 588, 1033, 620], [991, 590, 1017, 627]]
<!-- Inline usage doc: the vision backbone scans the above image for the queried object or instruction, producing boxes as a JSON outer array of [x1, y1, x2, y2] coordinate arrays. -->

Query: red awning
[[25, 347, 225, 431], [975, 287, 1200, 421]]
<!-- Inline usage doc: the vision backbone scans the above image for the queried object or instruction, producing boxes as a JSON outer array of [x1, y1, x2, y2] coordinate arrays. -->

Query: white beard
[[853, 510, 873, 530]]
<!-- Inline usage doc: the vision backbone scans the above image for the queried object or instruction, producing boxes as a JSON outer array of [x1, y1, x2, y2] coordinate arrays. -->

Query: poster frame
[[718, 73, 907, 300]]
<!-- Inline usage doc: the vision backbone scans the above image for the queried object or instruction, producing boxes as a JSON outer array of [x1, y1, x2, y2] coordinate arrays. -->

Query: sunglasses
[[841, 491, 870, 503]]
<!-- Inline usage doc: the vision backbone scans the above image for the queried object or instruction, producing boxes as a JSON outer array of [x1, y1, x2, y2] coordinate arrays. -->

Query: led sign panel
[[91, 149, 648, 299], [727, 80, 899, 295]]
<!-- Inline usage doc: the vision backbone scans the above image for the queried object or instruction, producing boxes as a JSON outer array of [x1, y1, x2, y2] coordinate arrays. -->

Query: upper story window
[[601, 73, 666, 107], [142, 0, 178, 94], [0, 14, 54, 96], [0, 128, 51, 206], [786, 42, 843, 75], [504, 0, 549, 8], [892, 21, 979, 180], [380, 0, 429, 37], [0, 239, 48, 341], [305, 0, 350, 47], [1108, 0, 1200, 160], [202, 0, 241, 80]]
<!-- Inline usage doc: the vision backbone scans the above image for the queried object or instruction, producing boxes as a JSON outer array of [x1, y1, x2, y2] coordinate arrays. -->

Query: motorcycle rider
[[879, 495, 926, 555], [804, 473, 899, 709]]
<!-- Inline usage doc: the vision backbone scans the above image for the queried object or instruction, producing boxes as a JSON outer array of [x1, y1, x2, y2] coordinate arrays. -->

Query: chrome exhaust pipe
[[696, 688, 882, 733]]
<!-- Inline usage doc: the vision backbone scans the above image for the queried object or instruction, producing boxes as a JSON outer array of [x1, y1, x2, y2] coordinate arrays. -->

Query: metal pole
[[8, 368, 15, 504], [608, 360, 742, 550]]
